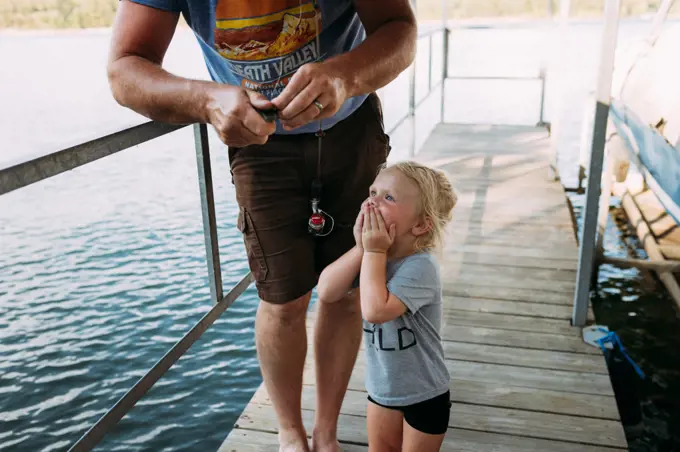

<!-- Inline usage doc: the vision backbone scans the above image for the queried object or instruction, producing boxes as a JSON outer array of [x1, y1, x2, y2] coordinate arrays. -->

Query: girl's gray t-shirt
[[361, 251, 451, 406]]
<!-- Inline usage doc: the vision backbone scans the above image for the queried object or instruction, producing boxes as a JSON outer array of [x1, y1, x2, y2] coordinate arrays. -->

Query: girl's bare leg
[[367, 400, 403, 452], [401, 420, 446, 452]]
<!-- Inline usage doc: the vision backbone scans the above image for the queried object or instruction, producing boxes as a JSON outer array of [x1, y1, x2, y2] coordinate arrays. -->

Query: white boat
[[606, 5, 680, 222]]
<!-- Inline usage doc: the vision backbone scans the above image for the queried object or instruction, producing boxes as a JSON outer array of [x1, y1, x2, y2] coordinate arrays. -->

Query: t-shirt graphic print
[[212, 1, 323, 99]]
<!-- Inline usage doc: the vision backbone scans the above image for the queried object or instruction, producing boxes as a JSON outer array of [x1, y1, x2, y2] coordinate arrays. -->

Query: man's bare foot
[[310, 430, 342, 452], [279, 428, 310, 452]]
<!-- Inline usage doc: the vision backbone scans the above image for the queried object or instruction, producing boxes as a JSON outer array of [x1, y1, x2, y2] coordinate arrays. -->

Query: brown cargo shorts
[[228, 93, 391, 304]]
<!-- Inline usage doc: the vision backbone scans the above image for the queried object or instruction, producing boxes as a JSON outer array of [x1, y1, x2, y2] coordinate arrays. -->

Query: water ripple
[[0, 136, 260, 451]]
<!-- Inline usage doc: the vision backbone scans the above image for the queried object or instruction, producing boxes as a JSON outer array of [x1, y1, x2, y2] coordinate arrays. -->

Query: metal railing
[[0, 27, 451, 451], [387, 26, 449, 152], [571, 0, 621, 326]]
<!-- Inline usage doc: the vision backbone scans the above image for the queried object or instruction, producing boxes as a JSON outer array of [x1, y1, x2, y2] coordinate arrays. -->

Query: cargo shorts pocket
[[366, 93, 391, 154], [237, 206, 268, 282]]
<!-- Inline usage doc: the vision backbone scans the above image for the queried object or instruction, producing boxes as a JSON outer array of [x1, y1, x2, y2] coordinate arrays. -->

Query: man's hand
[[362, 204, 395, 253], [270, 62, 349, 131], [269, 0, 416, 131], [204, 85, 277, 146]]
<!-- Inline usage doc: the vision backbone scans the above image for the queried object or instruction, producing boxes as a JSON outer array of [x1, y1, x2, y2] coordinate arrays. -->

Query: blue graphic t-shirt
[[127, 0, 368, 134]]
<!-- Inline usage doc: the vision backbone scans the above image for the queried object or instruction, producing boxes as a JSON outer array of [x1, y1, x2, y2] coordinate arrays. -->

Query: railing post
[[407, 0, 417, 157], [440, 0, 449, 123], [194, 123, 224, 304], [572, 0, 620, 327], [428, 34, 433, 92], [537, 66, 546, 127], [408, 54, 416, 118]]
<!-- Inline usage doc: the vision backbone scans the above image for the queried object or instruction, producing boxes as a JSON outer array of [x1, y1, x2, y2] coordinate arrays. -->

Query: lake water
[[1, 19, 679, 451]]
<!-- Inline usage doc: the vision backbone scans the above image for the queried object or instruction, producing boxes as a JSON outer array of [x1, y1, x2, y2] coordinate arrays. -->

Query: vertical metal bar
[[408, 57, 416, 117], [428, 34, 433, 92], [537, 67, 546, 126], [407, 0, 417, 157], [441, 0, 448, 82], [440, 27, 449, 123], [572, 0, 620, 327], [194, 123, 224, 304]]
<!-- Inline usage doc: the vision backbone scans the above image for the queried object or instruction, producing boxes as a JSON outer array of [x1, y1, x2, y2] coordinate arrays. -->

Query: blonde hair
[[378, 160, 457, 253]]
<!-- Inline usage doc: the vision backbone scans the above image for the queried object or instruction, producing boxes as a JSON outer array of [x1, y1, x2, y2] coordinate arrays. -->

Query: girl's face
[[366, 168, 422, 238]]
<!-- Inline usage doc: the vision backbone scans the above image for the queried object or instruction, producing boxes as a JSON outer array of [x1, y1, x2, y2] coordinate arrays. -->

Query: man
[[107, 1, 417, 451]]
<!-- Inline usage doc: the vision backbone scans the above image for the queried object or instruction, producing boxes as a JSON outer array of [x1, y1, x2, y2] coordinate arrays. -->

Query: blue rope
[[595, 331, 646, 380]]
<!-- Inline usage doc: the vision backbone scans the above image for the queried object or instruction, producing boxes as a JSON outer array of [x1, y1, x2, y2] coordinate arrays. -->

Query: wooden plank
[[452, 196, 571, 209], [449, 403, 626, 448], [448, 228, 576, 243], [218, 428, 369, 452], [443, 306, 596, 334], [396, 355, 613, 396], [453, 272, 575, 293], [305, 323, 604, 372], [440, 341, 607, 374], [239, 387, 624, 450], [442, 274, 575, 294], [454, 189, 563, 200], [445, 163, 558, 186], [443, 262, 577, 283], [449, 236, 578, 251], [446, 221, 575, 232], [438, 324, 598, 355], [445, 243, 578, 260], [444, 296, 574, 319], [451, 215, 575, 229], [439, 309, 584, 335], [453, 193, 571, 207], [443, 284, 574, 305], [442, 379, 619, 420], [249, 386, 626, 448], [447, 217, 576, 228], [441, 253, 578, 271], [441, 427, 625, 452], [307, 308, 589, 337], [305, 352, 613, 396], [301, 367, 619, 419], [440, 262, 576, 282]]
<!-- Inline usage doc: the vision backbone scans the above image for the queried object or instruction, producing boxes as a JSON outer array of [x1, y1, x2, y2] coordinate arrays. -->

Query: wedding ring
[[313, 100, 324, 112]]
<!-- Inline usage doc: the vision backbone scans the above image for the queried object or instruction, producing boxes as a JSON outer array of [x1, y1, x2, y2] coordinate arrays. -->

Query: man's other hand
[[270, 62, 349, 131], [205, 85, 277, 146]]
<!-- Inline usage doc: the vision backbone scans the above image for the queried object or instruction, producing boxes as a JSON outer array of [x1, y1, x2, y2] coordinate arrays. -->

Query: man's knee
[[258, 291, 311, 327]]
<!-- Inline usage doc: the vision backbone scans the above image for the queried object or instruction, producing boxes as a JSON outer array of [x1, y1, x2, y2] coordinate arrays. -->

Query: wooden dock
[[219, 124, 628, 451]]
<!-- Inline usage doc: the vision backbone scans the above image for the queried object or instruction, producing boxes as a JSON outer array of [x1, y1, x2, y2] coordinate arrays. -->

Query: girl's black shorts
[[368, 390, 452, 435]]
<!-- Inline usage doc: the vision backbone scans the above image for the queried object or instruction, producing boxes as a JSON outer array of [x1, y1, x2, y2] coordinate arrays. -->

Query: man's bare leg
[[312, 289, 363, 452], [256, 292, 312, 452]]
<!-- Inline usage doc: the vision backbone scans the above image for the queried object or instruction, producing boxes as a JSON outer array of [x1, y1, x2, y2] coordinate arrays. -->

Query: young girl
[[317, 160, 457, 452]]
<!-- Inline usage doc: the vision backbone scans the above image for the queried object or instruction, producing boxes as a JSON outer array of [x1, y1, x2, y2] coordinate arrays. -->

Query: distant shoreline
[[0, 16, 675, 35], [2, 0, 676, 32]]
